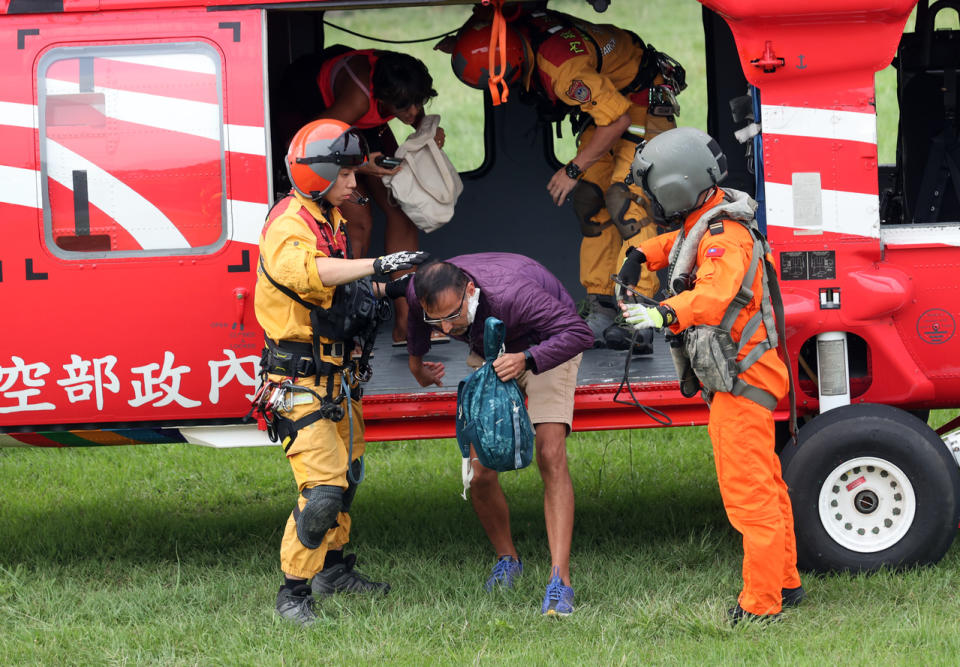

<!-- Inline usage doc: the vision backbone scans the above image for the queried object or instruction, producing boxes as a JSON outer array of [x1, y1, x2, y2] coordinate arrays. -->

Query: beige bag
[[382, 114, 462, 233]]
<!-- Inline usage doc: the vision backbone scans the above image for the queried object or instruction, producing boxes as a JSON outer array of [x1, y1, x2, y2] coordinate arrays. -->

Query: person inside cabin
[[444, 4, 685, 353], [277, 46, 447, 348], [617, 127, 803, 625], [255, 118, 430, 626]]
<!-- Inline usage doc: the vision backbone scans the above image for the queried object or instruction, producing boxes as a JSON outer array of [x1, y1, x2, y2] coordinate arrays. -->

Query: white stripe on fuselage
[[0, 164, 40, 208], [764, 181, 880, 239], [46, 141, 190, 249], [761, 104, 877, 145]]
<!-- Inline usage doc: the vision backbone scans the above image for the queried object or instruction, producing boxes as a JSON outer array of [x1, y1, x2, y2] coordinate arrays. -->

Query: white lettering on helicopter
[[57, 354, 121, 410], [0, 357, 56, 414], [0, 351, 260, 414], [208, 349, 261, 404]]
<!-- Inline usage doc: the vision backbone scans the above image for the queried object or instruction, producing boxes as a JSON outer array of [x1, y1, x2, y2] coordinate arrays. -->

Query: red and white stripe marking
[[761, 103, 880, 240]]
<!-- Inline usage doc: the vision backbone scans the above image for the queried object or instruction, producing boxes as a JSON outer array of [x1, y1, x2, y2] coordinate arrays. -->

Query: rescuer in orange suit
[[447, 6, 685, 351], [255, 118, 430, 626], [617, 127, 803, 624]]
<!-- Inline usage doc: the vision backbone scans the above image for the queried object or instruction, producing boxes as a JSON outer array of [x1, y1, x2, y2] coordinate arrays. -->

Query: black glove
[[617, 246, 647, 287], [373, 251, 431, 277], [384, 273, 412, 300]]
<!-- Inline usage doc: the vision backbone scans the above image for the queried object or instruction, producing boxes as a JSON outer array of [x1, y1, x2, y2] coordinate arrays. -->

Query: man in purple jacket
[[404, 253, 594, 617]]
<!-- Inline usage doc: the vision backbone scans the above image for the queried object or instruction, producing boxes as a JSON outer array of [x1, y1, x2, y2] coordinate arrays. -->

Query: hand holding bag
[[455, 317, 535, 497], [382, 114, 463, 233]]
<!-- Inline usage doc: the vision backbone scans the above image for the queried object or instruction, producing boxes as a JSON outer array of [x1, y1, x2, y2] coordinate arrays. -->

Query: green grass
[[3, 420, 960, 663]]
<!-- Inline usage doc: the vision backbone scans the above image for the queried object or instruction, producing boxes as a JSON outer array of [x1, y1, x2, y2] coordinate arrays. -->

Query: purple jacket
[[406, 253, 593, 372]]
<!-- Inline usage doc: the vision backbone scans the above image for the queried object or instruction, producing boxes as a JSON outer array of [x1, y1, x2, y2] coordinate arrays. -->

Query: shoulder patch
[[708, 220, 725, 235], [705, 246, 725, 258], [566, 79, 592, 103]]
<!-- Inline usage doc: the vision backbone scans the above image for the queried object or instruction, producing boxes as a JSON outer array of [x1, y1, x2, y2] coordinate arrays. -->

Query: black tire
[[784, 403, 960, 572], [776, 416, 811, 475]]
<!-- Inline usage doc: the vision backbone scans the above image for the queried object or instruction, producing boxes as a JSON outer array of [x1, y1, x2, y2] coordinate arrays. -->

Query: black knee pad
[[571, 181, 608, 237], [296, 485, 344, 549], [605, 182, 646, 240]]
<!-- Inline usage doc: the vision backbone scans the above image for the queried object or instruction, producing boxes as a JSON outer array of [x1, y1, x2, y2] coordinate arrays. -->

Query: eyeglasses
[[422, 285, 468, 325]]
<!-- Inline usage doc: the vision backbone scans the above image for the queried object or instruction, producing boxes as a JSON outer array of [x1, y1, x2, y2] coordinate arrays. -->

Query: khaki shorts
[[466, 352, 582, 428]]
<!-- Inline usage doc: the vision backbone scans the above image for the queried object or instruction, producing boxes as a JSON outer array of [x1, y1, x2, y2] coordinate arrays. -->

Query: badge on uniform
[[706, 246, 725, 258], [566, 79, 592, 103]]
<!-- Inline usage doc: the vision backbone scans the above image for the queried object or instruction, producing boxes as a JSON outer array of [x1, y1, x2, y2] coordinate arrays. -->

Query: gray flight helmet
[[629, 127, 728, 229]]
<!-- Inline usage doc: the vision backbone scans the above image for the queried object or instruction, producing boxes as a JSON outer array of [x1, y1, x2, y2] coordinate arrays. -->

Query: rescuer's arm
[[314, 251, 430, 286], [543, 54, 633, 206], [547, 113, 631, 206]]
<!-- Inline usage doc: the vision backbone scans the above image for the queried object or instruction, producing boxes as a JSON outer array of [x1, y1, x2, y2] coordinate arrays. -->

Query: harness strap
[[278, 410, 328, 453], [762, 249, 799, 438], [719, 235, 762, 331], [737, 337, 772, 374], [736, 310, 765, 355], [731, 379, 778, 411], [487, 0, 510, 105]]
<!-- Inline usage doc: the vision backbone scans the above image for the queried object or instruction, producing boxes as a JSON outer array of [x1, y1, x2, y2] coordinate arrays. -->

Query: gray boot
[[583, 294, 618, 348], [275, 584, 318, 626]]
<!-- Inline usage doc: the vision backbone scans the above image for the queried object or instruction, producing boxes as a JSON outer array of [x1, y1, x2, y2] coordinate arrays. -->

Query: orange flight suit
[[636, 188, 801, 615], [255, 192, 365, 580]]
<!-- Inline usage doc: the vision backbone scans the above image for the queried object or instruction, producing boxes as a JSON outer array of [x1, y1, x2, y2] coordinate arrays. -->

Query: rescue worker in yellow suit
[[255, 118, 430, 626], [617, 128, 803, 623], [448, 6, 685, 351]]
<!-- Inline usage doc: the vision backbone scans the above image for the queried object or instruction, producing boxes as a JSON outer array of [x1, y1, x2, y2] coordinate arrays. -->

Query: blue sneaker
[[541, 572, 574, 617], [485, 555, 523, 591]]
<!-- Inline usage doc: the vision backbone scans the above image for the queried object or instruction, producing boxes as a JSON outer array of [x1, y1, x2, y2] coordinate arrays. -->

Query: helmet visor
[[296, 129, 369, 168]]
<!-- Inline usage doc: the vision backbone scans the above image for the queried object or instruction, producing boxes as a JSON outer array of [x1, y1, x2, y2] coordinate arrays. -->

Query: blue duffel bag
[[456, 317, 534, 493]]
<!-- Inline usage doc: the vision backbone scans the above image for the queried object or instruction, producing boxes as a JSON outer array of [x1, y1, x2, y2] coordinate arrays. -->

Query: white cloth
[[382, 114, 462, 233]]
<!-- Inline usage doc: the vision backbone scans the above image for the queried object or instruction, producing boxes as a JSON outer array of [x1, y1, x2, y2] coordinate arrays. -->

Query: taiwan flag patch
[[705, 246, 725, 258], [566, 79, 592, 103]]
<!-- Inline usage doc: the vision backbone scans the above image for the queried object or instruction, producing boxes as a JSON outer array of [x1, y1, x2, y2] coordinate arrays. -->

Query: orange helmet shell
[[286, 119, 368, 200], [451, 19, 530, 92]]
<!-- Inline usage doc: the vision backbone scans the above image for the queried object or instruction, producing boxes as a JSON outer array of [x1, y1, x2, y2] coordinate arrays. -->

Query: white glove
[[622, 304, 664, 330]]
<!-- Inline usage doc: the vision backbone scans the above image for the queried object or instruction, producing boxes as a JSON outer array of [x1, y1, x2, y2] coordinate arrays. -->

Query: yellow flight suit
[[533, 16, 676, 298], [255, 192, 366, 580]]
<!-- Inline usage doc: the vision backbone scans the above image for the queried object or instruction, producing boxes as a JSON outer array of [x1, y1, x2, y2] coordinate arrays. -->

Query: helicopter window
[[38, 43, 228, 258]]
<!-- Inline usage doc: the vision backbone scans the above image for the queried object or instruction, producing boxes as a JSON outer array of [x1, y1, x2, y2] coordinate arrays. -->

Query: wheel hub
[[853, 489, 879, 514], [817, 456, 917, 553]]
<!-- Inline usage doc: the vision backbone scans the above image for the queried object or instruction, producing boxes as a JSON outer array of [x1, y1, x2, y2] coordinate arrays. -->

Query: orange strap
[[483, 0, 509, 105]]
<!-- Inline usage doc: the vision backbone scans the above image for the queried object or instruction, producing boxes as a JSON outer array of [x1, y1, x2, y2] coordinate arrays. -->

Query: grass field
[[4, 418, 960, 664]]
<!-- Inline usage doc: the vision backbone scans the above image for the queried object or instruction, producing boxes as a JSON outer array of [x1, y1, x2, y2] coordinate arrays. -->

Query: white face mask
[[466, 287, 482, 326]]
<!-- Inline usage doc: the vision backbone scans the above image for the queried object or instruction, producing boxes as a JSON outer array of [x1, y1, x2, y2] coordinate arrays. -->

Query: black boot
[[275, 583, 317, 626], [782, 585, 805, 608], [311, 553, 391, 597], [727, 603, 782, 626]]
